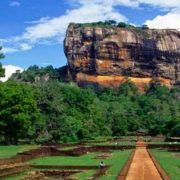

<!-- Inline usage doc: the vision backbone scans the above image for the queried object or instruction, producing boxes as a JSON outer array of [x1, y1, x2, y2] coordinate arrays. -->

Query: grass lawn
[[99, 150, 131, 180], [151, 149, 180, 180], [30, 150, 132, 180], [0, 145, 39, 158], [31, 152, 104, 165]]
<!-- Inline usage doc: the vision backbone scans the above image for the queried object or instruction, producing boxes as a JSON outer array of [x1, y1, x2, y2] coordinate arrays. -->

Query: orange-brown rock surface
[[64, 23, 180, 88]]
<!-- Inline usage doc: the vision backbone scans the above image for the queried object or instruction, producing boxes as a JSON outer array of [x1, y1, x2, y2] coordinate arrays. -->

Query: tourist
[[99, 161, 105, 169]]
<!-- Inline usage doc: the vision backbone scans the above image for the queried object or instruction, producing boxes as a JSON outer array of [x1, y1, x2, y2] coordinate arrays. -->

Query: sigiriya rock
[[64, 23, 180, 89]]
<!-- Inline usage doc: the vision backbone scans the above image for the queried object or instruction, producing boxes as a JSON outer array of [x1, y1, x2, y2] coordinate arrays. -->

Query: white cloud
[[72, 0, 180, 9], [25, 17, 51, 24], [73, 1, 180, 30], [0, 65, 23, 82], [2, 47, 19, 54], [20, 43, 32, 51], [145, 12, 180, 29], [71, 0, 139, 7], [1, 1, 127, 53], [2, 0, 180, 54], [20, 2, 127, 43], [1, 45, 32, 53], [138, 0, 180, 9], [9, 1, 21, 7]]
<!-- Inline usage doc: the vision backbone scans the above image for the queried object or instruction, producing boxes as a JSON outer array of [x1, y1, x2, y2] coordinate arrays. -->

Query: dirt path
[[125, 141, 162, 180]]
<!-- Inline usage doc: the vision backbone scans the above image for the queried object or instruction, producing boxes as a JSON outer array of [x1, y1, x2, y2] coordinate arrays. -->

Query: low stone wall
[[0, 164, 29, 177], [30, 165, 110, 180], [40, 170, 81, 177], [70, 145, 134, 156], [0, 147, 53, 166], [150, 136, 166, 142], [31, 165, 99, 170], [90, 145, 134, 151], [148, 144, 180, 151], [57, 145, 134, 156]]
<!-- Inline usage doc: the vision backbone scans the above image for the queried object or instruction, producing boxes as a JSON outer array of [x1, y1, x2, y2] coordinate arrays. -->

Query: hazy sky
[[0, 0, 180, 78]]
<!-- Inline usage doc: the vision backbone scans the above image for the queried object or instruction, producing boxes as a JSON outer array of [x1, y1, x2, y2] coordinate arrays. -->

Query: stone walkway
[[125, 141, 162, 180]]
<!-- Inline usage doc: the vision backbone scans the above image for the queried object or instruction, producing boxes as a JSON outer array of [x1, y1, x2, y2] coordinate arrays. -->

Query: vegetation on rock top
[[69, 20, 149, 30]]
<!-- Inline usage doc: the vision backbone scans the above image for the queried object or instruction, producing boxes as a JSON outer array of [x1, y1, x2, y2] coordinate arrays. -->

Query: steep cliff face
[[64, 24, 180, 89]]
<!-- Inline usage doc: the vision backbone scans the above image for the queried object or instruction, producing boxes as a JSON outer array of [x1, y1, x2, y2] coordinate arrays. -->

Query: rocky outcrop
[[64, 23, 180, 89]]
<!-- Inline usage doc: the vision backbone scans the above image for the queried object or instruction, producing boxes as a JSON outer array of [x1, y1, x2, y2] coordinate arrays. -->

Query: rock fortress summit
[[64, 23, 180, 90]]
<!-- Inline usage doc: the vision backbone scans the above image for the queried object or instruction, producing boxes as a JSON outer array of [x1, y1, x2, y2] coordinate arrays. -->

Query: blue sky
[[0, 0, 180, 75]]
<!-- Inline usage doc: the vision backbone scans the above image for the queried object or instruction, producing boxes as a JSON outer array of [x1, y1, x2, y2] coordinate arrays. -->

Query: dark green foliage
[[104, 20, 117, 26], [0, 81, 43, 144], [0, 64, 5, 78], [10, 65, 66, 82], [70, 21, 150, 32], [141, 24, 149, 29], [118, 81, 138, 97], [1, 65, 180, 144], [70, 21, 117, 28], [35, 81, 110, 142], [169, 123, 180, 136], [0, 47, 5, 78], [35, 81, 84, 143], [117, 22, 127, 28], [12, 65, 58, 83]]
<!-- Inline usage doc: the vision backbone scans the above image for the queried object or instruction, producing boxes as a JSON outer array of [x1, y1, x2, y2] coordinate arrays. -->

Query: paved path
[[125, 141, 162, 180]]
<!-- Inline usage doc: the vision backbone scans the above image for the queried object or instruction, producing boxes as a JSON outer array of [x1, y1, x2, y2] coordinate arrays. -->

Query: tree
[[118, 81, 138, 97], [146, 82, 171, 101], [4, 63, 180, 142], [36, 81, 86, 142], [169, 123, 180, 137], [141, 24, 149, 29], [104, 20, 117, 26], [117, 22, 127, 28], [57, 84, 97, 141], [11, 65, 59, 83], [35, 81, 66, 142], [0, 47, 5, 78], [108, 102, 128, 136], [0, 81, 43, 144]]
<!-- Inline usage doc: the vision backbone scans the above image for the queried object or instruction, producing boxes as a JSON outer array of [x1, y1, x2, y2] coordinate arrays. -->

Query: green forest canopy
[[0, 65, 179, 144]]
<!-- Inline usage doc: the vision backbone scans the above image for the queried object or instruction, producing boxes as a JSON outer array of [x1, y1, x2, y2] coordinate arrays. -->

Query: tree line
[[0, 54, 179, 144], [70, 20, 149, 29], [0, 66, 179, 144]]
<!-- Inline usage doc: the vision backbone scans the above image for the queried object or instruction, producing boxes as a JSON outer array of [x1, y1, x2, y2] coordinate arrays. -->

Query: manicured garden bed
[[30, 150, 132, 179]]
